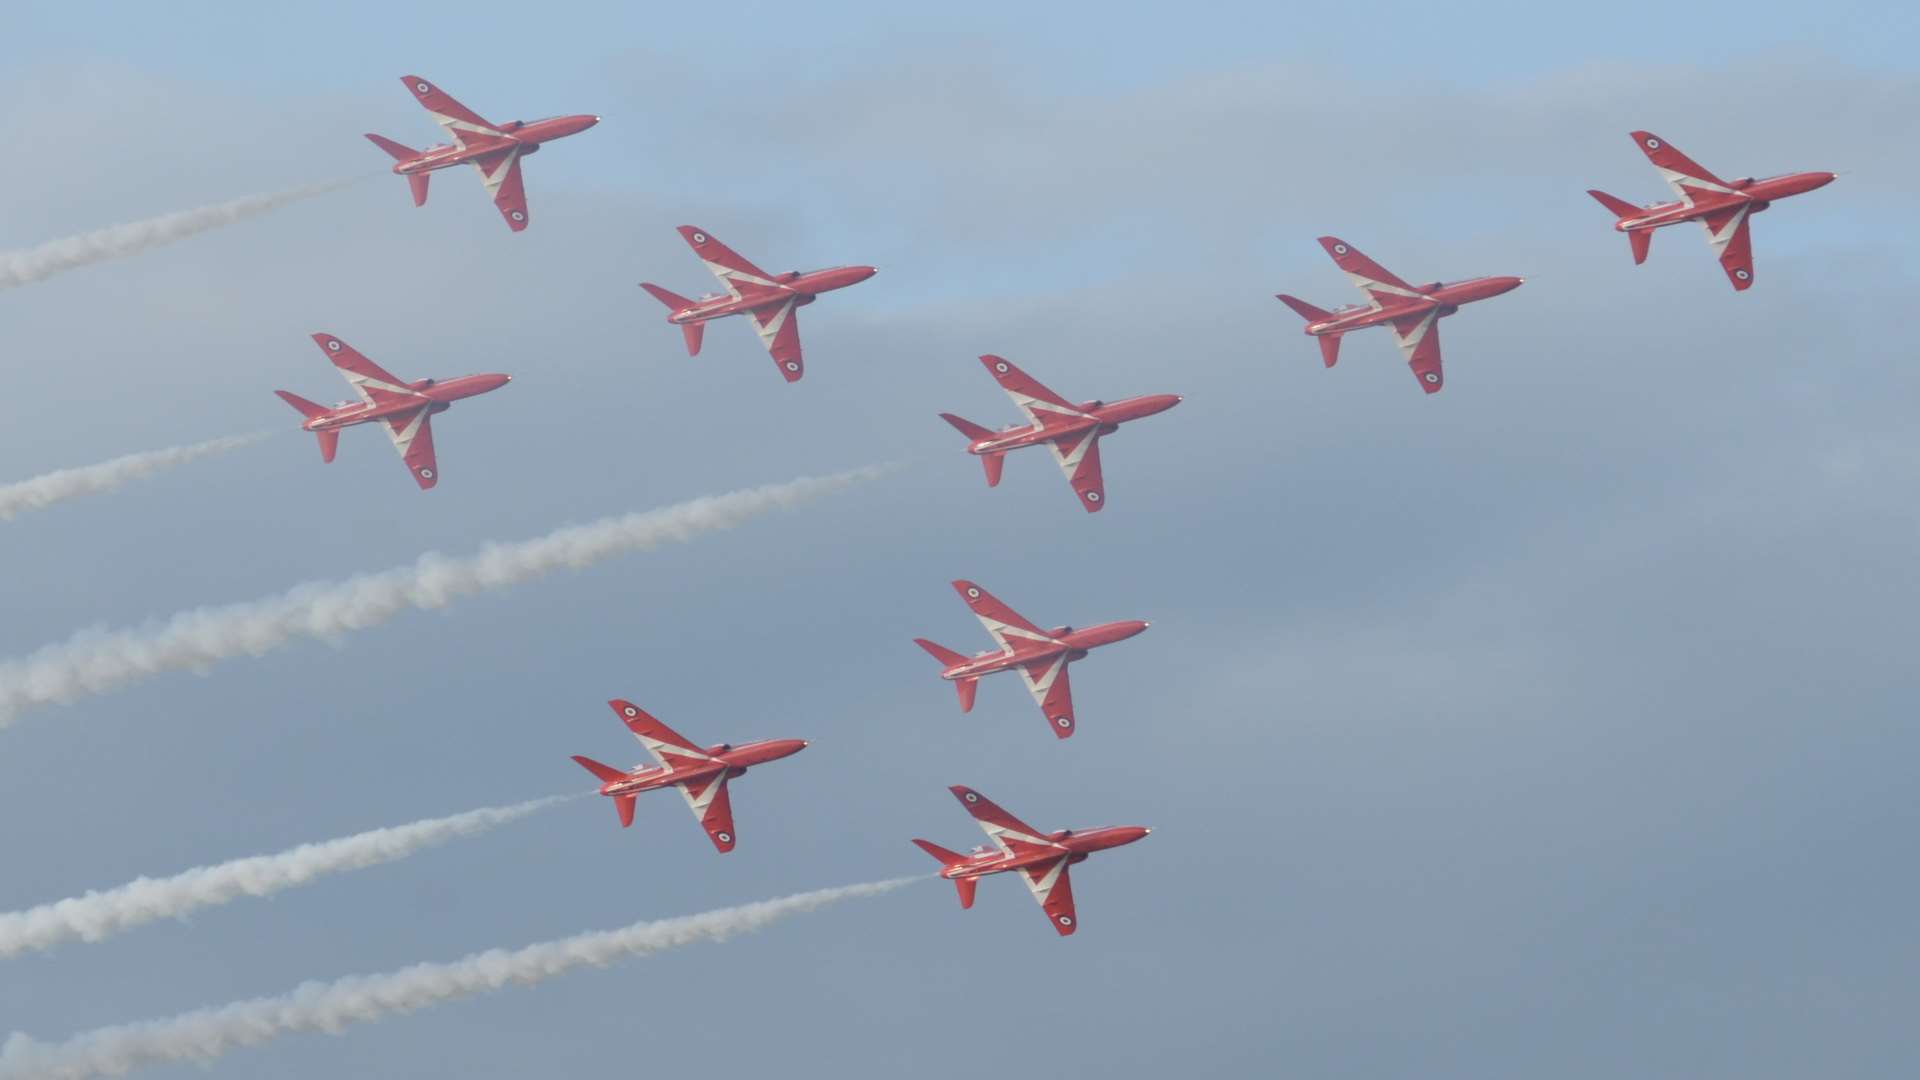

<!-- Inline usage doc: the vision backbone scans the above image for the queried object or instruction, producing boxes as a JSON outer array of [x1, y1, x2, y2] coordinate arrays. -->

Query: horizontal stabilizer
[[639, 282, 694, 311], [1628, 229, 1652, 265], [570, 754, 628, 784], [315, 430, 339, 464], [1275, 293, 1333, 322], [912, 838, 968, 867], [980, 452, 1004, 488], [1586, 189, 1642, 220], [955, 676, 978, 713]]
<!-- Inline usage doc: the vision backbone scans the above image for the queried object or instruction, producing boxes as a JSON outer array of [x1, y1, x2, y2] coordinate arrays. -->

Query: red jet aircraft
[[913, 785, 1149, 937], [1587, 130, 1836, 291], [274, 333, 510, 490], [364, 75, 599, 232], [914, 580, 1148, 739], [939, 354, 1180, 513], [1277, 237, 1522, 394], [639, 226, 876, 382], [570, 699, 807, 853]]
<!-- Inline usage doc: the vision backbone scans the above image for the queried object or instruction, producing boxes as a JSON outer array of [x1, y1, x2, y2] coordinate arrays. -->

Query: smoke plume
[[0, 877, 919, 1079], [0, 180, 359, 289], [0, 796, 569, 959], [0, 465, 888, 726], [0, 434, 269, 522]]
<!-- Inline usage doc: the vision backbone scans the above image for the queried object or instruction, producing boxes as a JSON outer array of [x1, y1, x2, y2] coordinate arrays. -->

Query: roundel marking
[[994, 362, 1009, 373], [622, 705, 638, 718], [510, 211, 525, 222], [1055, 716, 1072, 729], [691, 232, 707, 244], [1332, 243, 1349, 255], [418, 467, 435, 479], [1423, 372, 1440, 384], [965, 587, 980, 599], [1085, 491, 1102, 503], [784, 361, 800, 372], [963, 791, 979, 803], [1057, 915, 1074, 926], [1735, 269, 1751, 280], [415, 81, 431, 94], [326, 339, 341, 351], [716, 831, 732, 844], [1645, 137, 1661, 149]]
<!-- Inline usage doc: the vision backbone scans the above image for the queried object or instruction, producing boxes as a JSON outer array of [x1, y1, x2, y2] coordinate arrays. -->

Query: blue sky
[[1, 3, 1916, 1077]]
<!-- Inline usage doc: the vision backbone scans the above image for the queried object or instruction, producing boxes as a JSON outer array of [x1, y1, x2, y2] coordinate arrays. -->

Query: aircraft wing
[[1048, 428, 1105, 513], [402, 76, 510, 148], [1318, 236, 1429, 307], [1387, 311, 1445, 394], [749, 297, 805, 381], [471, 148, 529, 231], [608, 700, 718, 771], [312, 333, 423, 406], [978, 354, 1085, 429], [1020, 856, 1079, 935], [677, 226, 782, 299], [1629, 131, 1738, 205], [674, 773, 737, 852], [950, 580, 1058, 653], [1698, 204, 1755, 290], [948, 786, 1062, 856], [383, 407, 439, 489], [1018, 654, 1076, 738]]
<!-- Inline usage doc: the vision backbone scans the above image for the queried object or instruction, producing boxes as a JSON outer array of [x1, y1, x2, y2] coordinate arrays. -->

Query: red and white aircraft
[[570, 699, 807, 853], [939, 354, 1180, 513], [1587, 130, 1836, 291], [639, 226, 877, 382], [274, 333, 510, 490], [913, 580, 1149, 739], [1277, 237, 1522, 394], [913, 785, 1149, 937], [364, 75, 599, 232]]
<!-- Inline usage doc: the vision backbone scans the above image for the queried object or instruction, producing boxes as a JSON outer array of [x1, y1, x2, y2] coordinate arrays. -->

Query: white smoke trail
[[0, 179, 359, 289], [0, 434, 270, 522], [0, 465, 889, 726], [0, 796, 569, 959], [0, 877, 919, 1079]]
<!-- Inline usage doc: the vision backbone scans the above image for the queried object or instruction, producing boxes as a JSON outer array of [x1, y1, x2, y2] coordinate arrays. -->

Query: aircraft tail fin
[[914, 638, 969, 668], [406, 173, 430, 207], [314, 430, 339, 464], [364, 132, 417, 161], [614, 794, 636, 828], [1317, 334, 1341, 368], [953, 876, 977, 909], [1275, 294, 1332, 322], [679, 322, 704, 356], [275, 390, 328, 419], [1586, 189, 1641, 220], [954, 676, 978, 713], [939, 413, 995, 442], [570, 754, 628, 784], [639, 284, 703, 355], [980, 453, 1004, 487], [913, 838, 967, 867]]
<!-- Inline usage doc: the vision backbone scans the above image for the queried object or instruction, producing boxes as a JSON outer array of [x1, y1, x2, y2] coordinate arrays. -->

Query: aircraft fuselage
[[966, 394, 1182, 455], [1609, 171, 1836, 232], [666, 265, 879, 324], [939, 825, 1153, 880], [940, 620, 1150, 681], [301, 373, 511, 432], [390, 114, 601, 174], [591, 738, 808, 798], [1302, 276, 1524, 338]]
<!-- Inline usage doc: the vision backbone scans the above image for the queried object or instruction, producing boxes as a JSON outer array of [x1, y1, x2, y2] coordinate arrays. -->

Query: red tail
[[315, 430, 339, 463], [1275, 294, 1332, 322], [275, 390, 327, 419], [914, 638, 968, 667], [955, 676, 978, 713], [913, 838, 967, 866], [364, 132, 417, 161], [614, 794, 636, 828], [1586, 189, 1642, 220], [1628, 229, 1652, 265], [570, 755, 628, 784]]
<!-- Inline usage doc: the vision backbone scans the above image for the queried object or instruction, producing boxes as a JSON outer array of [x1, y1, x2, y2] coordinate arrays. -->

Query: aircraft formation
[[13, 72, 1848, 967]]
